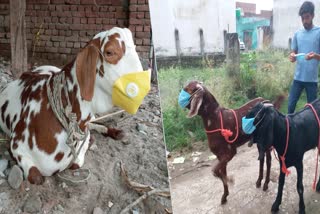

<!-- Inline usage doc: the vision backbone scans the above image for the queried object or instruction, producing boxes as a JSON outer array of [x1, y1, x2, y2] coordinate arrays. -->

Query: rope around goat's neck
[[46, 72, 89, 166], [0, 72, 14, 93], [205, 109, 239, 144], [0, 73, 14, 143]]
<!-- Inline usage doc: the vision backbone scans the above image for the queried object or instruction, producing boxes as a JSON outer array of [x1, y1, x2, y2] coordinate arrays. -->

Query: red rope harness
[[205, 110, 239, 144], [305, 103, 320, 190], [280, 117, 291, 176]]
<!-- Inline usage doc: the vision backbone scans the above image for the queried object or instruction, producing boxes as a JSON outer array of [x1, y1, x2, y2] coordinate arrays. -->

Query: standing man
[[288, 1, 320, 113]]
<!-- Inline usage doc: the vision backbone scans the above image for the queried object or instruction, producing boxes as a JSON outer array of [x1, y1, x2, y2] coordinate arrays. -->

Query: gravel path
[[168, 144, 320, 214]]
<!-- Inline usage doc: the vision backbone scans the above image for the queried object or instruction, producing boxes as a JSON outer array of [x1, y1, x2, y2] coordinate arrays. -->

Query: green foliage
[[239, 52, 257, 98], [163, 106, 207, 151], [237, 49, 295, 100], [159, 49, 301, 151]]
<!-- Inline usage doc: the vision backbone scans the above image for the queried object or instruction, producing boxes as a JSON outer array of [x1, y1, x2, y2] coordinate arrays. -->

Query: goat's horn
[[263, 103, 274, 107]]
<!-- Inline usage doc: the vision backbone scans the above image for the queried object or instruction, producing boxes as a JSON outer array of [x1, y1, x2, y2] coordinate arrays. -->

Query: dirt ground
[[0, 59, 171, 214], [168, 142, 320, 214]]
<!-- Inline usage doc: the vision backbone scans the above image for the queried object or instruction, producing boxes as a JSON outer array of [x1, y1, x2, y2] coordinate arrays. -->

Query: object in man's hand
[[295, 53, 306, 61]]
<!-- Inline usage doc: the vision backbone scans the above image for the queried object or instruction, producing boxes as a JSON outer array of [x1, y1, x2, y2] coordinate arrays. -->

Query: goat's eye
[[106, 51, 113, 56]]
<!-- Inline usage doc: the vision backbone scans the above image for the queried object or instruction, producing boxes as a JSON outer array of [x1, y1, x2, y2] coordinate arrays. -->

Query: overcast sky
[[237, 0, 273, 13]]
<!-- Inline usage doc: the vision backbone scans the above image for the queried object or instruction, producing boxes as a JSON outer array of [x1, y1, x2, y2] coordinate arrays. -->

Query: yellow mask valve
[[112, 70, 151, 114]]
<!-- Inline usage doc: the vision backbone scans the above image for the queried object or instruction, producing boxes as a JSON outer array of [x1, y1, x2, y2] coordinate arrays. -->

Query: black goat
[[244, 100, 320, 214]]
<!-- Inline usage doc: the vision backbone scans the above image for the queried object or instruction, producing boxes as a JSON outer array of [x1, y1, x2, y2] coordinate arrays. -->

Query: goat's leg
[[263, 150, 271, 191], [296, 162, 305, 214], [221, 168, 228, 205], [316, 175, 320, 192], [221, 163, 234, 184], [10, 139, 45, 185], [212, 161, 228, 205], [212, 160, 232, 205], [256, 154, 264, 188], [212, 146, 236, 205], [19, 157, 45, 185], [271, 171, 285, 213], [87, 123, 124, 140], [317, 151, 320, 192]]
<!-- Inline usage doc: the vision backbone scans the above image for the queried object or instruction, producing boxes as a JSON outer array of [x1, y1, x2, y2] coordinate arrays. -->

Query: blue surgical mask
[[242, 117, 256, 134], [178, 89, 191, 108]]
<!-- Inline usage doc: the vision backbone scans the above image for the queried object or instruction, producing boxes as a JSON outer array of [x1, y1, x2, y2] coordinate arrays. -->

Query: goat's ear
[[187, 90, 204, 118], [76, 41, 99, 101]]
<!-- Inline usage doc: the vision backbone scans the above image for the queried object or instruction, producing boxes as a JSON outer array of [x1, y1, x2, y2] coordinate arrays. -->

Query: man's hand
[[305, 52, 320, 60], [289, 52, 296, 62]]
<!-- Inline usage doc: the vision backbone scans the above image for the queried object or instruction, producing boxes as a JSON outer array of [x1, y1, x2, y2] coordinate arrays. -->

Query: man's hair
[[299, 1, 315, 16]]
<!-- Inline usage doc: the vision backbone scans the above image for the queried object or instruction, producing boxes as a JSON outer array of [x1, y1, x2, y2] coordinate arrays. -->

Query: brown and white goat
[[0, 27, 143, 184], [182, 80, 284, 204]]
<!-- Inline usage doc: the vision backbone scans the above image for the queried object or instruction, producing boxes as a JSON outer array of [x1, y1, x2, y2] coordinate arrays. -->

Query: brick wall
[[260, 10, 272, 19], [0, 0, 151, 65], [128, 0, 151, 59], [0, 0, 9, 57], [236, 2, 256, 14]]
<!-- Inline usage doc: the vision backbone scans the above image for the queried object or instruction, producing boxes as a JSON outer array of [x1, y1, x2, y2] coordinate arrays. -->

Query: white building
[[273, 0, 320, 49], [149, 0, 236, 57]]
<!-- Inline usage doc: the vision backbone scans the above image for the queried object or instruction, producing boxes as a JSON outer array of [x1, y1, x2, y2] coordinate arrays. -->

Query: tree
[[10, 0, 27, 78]]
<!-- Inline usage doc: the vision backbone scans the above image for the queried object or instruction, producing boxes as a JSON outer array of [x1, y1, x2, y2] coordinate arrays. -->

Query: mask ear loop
[[189, 87, 202, 99], [253, 105, 268, 127], [183, 87, 202, 107], [97, 48, 107, 62], [254, 113, 266, 127], [85, 45, 106, 76], [179, 87, 202, 107]]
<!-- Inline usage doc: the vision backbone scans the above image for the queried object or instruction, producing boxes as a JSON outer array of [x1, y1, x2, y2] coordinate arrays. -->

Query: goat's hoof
[[271, 203, 280, 213], [27, 167, 45, 185], [221, 197, 227, 205], [30, 175, 45, 185], [316, 181, 320, 193], [298, 210, 305, 214], [263, 183, 269, 191], [256, 180, 261, 188], [69, 163, 80, 170], [104, 128, 124, 140]]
